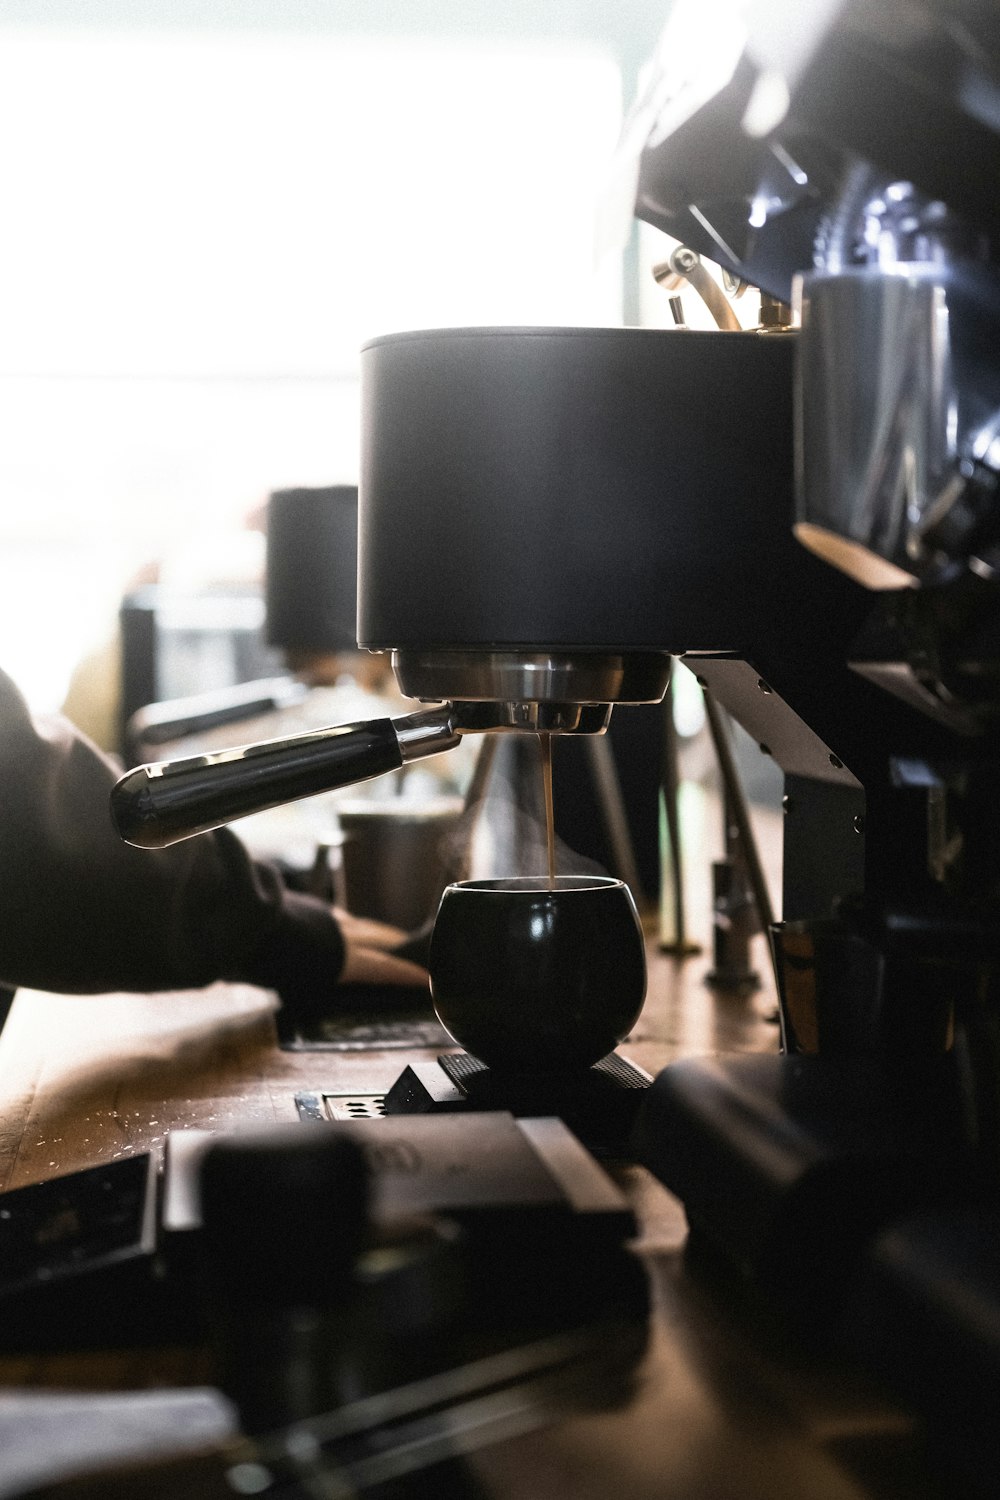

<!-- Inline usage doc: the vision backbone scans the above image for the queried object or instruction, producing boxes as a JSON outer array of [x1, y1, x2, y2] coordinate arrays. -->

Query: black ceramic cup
[[428, 875, 647, 1073]]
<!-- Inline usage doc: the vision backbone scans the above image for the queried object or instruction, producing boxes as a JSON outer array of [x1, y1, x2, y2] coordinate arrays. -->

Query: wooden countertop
[[0, 934, 777, 1197], [0, 927, 941, 1500]]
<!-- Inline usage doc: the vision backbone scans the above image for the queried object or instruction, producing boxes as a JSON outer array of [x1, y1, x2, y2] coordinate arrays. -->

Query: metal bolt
[[671, 246, 700, 274]]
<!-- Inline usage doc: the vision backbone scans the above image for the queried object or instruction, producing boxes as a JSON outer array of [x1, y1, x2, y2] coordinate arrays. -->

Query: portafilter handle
[[110, 707, 460, 850]]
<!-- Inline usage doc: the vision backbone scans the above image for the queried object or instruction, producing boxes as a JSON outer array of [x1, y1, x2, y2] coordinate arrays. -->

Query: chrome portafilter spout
[[388, 650, 672, 713], [109, 650, 669, 852]]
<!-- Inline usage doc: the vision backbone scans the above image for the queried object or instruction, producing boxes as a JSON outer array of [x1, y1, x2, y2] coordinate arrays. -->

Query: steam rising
[[440, 735, 606, 885]]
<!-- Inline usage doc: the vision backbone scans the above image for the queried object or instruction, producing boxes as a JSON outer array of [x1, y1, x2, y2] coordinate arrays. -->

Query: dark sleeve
[[0, 667, 345, 1001]]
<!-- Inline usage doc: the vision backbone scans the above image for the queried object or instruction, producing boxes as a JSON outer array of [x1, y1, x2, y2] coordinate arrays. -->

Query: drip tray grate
[[296, 1091, 387, 1122]]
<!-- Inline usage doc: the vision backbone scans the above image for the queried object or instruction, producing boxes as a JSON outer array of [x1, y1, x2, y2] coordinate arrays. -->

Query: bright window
[[0, 23, 624, 709]]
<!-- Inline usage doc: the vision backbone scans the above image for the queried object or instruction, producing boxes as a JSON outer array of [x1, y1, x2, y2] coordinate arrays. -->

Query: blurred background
[[0, 0, 658, 717], [0, 0, 779, 950]]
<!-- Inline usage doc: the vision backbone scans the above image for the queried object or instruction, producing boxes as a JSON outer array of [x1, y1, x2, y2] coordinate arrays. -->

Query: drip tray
[[296, 1092, 388, 1121], [297, 1052, 651, 1152]]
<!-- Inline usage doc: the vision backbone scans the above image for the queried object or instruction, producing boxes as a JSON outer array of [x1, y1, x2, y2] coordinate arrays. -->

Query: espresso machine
[[110, 0, 1000, 1480]]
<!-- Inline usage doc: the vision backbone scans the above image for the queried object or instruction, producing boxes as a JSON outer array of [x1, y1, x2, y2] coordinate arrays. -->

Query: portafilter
[[110, 652, 670, 849]]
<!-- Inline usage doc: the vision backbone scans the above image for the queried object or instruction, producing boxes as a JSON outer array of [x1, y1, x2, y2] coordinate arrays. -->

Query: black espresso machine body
[[356, 321, 954, 929]]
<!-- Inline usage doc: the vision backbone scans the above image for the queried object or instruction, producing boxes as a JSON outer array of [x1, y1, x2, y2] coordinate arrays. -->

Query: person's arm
[[0, 668, 424, 1004]]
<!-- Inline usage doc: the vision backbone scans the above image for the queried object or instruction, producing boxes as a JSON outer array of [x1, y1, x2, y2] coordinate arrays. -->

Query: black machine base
[[384, 1051, 651, 1152]]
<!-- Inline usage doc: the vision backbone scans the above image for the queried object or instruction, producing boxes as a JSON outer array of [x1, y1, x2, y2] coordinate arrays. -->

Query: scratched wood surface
[[0, 951, 939, 1500], [0, 938, 779, 1198], [0, 804, 941, 1500]]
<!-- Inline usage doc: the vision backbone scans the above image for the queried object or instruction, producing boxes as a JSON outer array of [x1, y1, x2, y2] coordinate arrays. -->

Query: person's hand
[[333, 906, 430, 989], [333, 907, 409, 951]]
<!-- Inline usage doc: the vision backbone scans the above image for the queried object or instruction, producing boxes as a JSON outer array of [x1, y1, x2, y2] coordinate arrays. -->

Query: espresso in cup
[[428, 875, 646, 1072]]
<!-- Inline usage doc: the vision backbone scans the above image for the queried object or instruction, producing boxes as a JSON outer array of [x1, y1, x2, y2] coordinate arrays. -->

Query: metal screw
[[670, 245, 700, 275]]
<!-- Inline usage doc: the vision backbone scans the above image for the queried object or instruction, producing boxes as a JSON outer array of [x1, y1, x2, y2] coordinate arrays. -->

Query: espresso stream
[[540, 732, 555, 889]]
